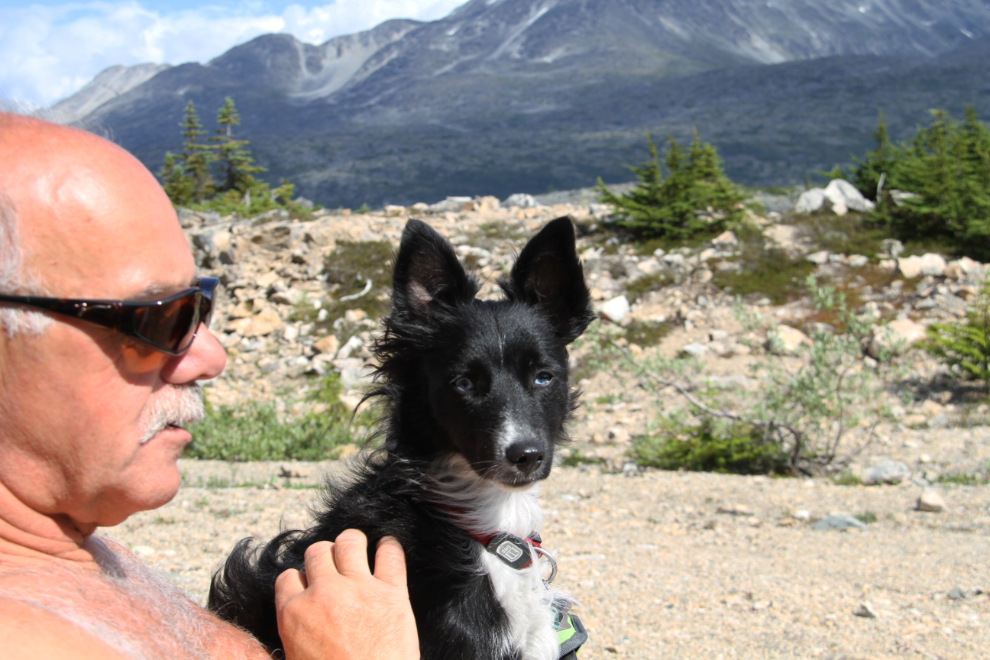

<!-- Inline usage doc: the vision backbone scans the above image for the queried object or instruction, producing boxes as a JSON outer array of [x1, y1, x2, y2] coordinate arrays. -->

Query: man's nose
[[161, 324, 227, 384]]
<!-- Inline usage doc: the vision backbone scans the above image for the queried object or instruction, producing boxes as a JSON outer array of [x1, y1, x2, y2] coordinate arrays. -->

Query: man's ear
[[501, 216, 595, 344], [391, 219, 478, 317]]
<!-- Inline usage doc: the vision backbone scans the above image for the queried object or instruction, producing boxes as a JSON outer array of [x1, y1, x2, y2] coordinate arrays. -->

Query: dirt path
[[102, 459, 990, 660]]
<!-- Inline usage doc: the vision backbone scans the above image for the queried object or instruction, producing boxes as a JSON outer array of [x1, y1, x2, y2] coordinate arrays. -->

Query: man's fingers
[[330, 529, 372, 577], [274, 567, 307, 610], [373, 536, 409, 589]]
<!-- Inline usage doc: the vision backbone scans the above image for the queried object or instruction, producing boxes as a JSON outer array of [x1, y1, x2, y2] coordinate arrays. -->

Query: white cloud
[[0, 0, 465, 108]]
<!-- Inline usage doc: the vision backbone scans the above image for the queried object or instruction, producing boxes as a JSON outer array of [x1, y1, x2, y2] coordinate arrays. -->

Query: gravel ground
[[102, 457, 990, 660]]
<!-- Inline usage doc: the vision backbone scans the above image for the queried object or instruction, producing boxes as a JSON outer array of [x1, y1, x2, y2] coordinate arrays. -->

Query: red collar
[[436, 503, 542, 569]]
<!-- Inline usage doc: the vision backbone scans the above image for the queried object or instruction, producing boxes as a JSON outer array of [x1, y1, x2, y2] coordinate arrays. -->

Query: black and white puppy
[[208, 216, 595, 660]]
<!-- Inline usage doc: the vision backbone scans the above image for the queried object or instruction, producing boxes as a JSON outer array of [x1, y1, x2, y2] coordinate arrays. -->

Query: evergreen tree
[[851, 110, 901, 199], [597, 130, 744, 240], [177, 101, 214, 203], [159, 152, 193, 206], [210, 97, 266, 195]]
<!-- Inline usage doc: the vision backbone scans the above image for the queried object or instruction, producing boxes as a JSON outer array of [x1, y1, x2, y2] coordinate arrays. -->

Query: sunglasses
[[0, 277, 218, 355]]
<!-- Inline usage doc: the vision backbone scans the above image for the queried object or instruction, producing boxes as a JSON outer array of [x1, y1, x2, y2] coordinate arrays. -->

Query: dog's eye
[[534, 372, 554, 387], [453, 377, 475, 393]]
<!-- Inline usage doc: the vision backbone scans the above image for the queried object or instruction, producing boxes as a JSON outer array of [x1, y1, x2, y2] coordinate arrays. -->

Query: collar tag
[[484, 532, 534, 570]]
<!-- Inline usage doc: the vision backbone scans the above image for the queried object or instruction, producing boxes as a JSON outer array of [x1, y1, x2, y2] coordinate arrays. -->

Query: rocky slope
[[186, 191, 990, 482]]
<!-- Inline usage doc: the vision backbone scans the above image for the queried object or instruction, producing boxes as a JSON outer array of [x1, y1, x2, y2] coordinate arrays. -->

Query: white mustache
[[140, 385, 205, 444]]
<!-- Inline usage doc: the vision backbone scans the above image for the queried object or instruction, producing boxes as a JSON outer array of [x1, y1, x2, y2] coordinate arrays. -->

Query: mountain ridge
[[62, 0, 990, 207]]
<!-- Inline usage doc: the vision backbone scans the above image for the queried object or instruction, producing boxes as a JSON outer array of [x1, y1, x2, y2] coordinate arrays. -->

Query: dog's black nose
[[505, 441, 546, 476]]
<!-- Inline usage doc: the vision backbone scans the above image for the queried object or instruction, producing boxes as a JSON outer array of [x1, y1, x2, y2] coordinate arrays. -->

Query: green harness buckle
[[552, 605, 588, 659]]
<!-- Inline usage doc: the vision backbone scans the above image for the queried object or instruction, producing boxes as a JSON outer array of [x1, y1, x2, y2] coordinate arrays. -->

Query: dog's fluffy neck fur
[[427, 455, 544, 539]]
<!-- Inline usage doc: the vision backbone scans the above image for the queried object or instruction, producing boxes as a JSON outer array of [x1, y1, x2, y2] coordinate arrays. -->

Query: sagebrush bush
[[925, 278, 990, 393], [631, 419, 789, 475], [184, 374, 367, 461]]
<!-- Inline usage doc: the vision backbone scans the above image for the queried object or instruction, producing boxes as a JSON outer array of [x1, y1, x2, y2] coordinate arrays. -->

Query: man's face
[[0, 122, 227, 533]]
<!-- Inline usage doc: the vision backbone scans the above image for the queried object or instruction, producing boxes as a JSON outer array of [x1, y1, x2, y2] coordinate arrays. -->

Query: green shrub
[[851, 106, 990, 257], [924, 278, 990, 393], [631, 419, 789, 474], [626, 278, 905, 475], [596, 130, 746, 240], [184, 374, 363, 461]]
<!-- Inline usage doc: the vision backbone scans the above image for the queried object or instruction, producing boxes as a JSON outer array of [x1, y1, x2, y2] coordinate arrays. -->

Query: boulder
[[503, 193, 538, 208], [712, 230, 738, 248], [868, 318, 927, 358], [635, 258, 662, 276], [795, 188, 826, 214], [824, 178, 875, 214], [313, 334, 340, 357], [768, 325, 812, 355], [806, 250, 830, 265], [917, 490, 946, 512], [240, 308, 283, 337], [598, 296, 630, 323], [862, 460, 910, 485], [813, 514, 867, 531]]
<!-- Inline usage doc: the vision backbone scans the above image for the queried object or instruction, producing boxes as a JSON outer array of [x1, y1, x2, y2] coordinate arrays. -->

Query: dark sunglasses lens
[[133, 292, 199, 353]]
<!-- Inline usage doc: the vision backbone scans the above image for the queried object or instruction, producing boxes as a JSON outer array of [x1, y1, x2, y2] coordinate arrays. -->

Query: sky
[[0, 0, 466, 109]]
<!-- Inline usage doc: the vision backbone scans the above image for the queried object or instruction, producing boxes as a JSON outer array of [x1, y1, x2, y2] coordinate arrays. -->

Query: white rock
[[897, 255, 924, 279], [806, 250, 830, 265], [863, 460, 911, 485], [336, 334, 364, 360], [768, 325, 812, 355], [825, 178, 875, 214], [662, 253, 686, 269], [712, 230, 738, 247], [763, 224, 801, 246], [598, 296, 630, 323], [917, 490, 946, 513], [635, 258, 662, 276], [680, 343, 708, 358], [795, 188, 826, 214], [868, 318, 928, 358], [847, 255, 869, 268], [918, 253, 947, 277]]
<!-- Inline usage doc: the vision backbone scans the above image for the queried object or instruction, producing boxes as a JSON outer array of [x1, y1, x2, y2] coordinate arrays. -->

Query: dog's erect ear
[[502, 216, 595, 343], [392, 219, 478, 316]]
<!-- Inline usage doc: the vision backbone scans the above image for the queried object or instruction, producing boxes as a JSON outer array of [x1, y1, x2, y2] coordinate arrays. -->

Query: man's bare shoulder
[[0, 596, 130, 660]]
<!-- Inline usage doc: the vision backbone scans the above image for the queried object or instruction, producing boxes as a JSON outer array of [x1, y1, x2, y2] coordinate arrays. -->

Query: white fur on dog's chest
[[435, 459, 568, 660], [482, 550, 561, 660]]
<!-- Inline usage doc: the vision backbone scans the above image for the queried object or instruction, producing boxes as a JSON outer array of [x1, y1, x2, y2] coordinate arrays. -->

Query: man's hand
[[274, 530, 420, 660]]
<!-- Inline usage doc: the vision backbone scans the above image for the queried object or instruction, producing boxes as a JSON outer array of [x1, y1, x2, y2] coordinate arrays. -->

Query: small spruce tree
[[177, 101, 215, 203], [597, 130, 744, 240], [158, 152, 193, 207], [210, 97, 266, 195]]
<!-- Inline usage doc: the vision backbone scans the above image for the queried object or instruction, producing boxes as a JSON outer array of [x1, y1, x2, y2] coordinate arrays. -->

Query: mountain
[[44, 63, 171, 125], [67, 0, 990, 207]]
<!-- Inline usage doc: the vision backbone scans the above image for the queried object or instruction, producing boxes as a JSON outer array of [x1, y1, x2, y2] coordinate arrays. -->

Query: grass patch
[[626, 272, 676, 302], [711, 225, 815, 304], [855, 511, 878, 525], [185, 374, 366, 461], [831, 471, 864, 486], [559, 449, 605, 467], [935, 465, 990, 486], [630, 420, 790, 475], [624, 318, 676, 347], [791, 212, 889, 258], [321, 240, 394, 320]]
